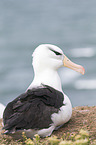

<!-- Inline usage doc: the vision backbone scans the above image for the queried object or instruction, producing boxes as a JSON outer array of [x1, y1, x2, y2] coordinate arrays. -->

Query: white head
[[28, 44, 85, 91], [32, 44, 64, 74], [32, 44, 85, 75]]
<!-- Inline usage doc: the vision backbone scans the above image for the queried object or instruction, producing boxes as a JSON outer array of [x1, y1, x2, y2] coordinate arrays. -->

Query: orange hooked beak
[[63, 55, 85, 75]]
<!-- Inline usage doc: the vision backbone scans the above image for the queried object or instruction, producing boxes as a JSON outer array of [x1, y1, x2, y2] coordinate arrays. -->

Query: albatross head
[[28, 44, 85, 90], [32, 44, 85, 75]]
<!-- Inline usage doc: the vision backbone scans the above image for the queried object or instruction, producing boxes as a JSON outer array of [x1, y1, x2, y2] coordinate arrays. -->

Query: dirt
[[53, 106, 96, 141], [0, 106, 96, 144]]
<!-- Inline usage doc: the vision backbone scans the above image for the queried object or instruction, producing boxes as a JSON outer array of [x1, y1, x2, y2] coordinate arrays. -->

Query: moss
[[22, 129, 90, 145], [47, 135, 60, 145], [74, 139, 89, 145], [59, 140, 73, 145]]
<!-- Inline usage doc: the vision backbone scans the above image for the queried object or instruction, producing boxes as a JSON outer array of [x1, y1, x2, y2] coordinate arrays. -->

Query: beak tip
[[81, 67, 85, 75]]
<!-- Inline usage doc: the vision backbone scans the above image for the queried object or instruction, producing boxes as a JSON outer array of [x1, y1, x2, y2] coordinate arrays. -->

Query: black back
[[3, 85, 64, 133]]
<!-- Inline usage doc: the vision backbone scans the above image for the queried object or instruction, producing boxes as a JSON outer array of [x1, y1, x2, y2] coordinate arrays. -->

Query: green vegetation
[[22, 129, 95, 145]]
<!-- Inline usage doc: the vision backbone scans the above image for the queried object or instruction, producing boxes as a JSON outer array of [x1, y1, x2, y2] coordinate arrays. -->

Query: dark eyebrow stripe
[[49, 48, 62, 55]]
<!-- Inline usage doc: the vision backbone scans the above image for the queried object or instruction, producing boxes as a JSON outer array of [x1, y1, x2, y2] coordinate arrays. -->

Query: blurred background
[[0, 0, 96, 107]]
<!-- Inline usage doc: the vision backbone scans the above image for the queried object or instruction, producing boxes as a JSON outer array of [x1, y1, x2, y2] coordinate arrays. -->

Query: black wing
[[3, 85, 64, 133]]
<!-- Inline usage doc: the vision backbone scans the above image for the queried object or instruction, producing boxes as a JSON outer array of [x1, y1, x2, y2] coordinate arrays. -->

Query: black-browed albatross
[[3, 44, 85, 138]]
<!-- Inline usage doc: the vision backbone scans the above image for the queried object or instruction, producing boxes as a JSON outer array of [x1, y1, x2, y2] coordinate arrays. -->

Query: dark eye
[[49, 48, 62, 56], [54, 51, 62, 55]]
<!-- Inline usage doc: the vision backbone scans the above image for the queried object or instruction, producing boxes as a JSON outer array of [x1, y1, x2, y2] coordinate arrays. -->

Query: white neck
[[28, 68, 62, 92]]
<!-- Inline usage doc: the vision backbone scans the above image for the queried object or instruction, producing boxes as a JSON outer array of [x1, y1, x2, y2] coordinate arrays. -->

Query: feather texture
[[3, 85, 64, 133]]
